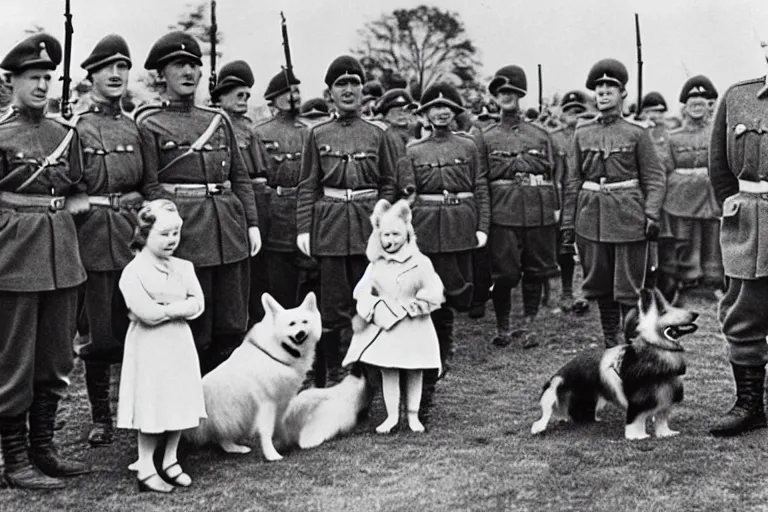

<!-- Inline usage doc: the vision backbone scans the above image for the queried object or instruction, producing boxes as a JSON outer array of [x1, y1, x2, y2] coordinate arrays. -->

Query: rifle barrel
[[635, 13, 643, 119], [61, 0, 73, 119], [537, 64, 543, 114]]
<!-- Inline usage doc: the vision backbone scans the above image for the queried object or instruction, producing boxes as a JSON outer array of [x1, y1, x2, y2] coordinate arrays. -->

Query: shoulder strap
[[15, 127, 76, 192], [156, 113, 223, 176]]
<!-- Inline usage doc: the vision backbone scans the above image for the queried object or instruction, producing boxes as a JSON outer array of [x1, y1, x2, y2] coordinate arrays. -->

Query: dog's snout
[[293, 330, 307, 344]]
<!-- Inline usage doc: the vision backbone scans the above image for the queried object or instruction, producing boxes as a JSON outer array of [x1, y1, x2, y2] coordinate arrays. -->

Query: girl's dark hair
[[130, 199, 179, 253]]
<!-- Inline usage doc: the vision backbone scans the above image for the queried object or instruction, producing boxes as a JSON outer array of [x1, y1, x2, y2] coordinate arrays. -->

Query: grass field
[[2, 279, 768, 512]]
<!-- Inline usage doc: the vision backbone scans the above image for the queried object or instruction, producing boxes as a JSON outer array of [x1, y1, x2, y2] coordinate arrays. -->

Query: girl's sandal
[[138, 473, 174, 493], [158, 462, 192, 487]]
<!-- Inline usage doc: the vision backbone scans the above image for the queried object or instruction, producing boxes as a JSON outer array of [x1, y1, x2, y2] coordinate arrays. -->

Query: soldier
[[375, 88, 417, 149], [361, 79, 384, 119], [137, 32, 260, 373], [561, 58, 666, 347], [482, 65, 560, 348], [473, 102, 500, 131], [0, 33, 91, 489], [549, 90, 591, 314], [398, 82, 490, 421], [210, 60, 269, 327], [661, 76, 722, 296], [708, 56, 768, 436], [639, 91, 675, 172], [299, 98, 331, 126], [296, 55, 397, 385], [75, 34, 164, 447]]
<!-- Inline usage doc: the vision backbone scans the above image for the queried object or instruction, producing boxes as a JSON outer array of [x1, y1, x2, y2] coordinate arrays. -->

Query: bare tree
[[168, 1, 223, 58], [353, 5, 481, 100]]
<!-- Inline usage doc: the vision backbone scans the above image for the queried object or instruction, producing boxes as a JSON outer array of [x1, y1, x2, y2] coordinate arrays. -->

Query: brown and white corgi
[[531, 288, 699, 440]]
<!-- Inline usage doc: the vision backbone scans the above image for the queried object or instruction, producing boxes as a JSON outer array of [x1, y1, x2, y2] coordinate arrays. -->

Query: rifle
[[537, 64, 543, 116], [60, 0, 73, 119], [634, 13, 643, 120], [208, 0, 218, 98], [280, 12, 297, 113]]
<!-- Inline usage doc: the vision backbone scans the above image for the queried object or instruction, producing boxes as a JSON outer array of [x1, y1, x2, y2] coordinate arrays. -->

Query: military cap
[[324, 55, 366, 88], [263, 69, 300, 101], [300, 98, 330, 119], [560, 90, 589, 111], [362, 80, 385, 103], [585, 58, 628, 90], [415, 82, 464, 114], [0, 33, 61, 73], [144, 31, 202, 70], [81, 34, 132, 72], [489, 65, 527, 97], [211, 60, 254, 98], [640, 91, 667, 112], [679, 75, 718, 103], [375, 88, 416, 115]]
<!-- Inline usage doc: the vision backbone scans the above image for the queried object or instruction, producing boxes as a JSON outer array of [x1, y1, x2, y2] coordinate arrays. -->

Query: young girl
[[117, 200, 207, 493], [343, 199, 445, 433]]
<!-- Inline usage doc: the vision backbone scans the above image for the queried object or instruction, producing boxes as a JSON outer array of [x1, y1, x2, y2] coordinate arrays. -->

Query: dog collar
[[250, 340, 293, 367]]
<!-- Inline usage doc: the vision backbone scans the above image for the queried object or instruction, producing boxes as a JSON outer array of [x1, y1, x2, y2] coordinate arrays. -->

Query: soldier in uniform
[[375, 88, 416, 149], [137, 32, 261, 374], [561, 58, 666, 347], [482, 65, 559, 348], [296, 55, 397, 385], [0, 33, 91, 490], [210, 60, 269, 327], [549, 90, 591, 314], [299, 98, 331, 126], [708, 58, 768, 436], [75, 34, 164, 447], [361, 79, 384, 119], [639, 92, 675, 172], [398, 82, 490, 422], [661, 76, 722, 296]]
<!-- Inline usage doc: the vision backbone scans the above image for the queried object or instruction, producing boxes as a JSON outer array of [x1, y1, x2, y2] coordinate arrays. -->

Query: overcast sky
[[2, 0, 768, 114]]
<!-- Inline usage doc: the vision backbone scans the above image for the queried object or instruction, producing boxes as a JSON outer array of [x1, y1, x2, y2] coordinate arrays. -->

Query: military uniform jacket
[[481, 114, 558, 227], [398, 130, 490, 253], [649, 123, 675, 174], [296, 114, 397, 257], [562, 113, 666, 243], [137, 99, 258, 268], [253, 112, 307, 252], [709, 77, 768, 279], [76, 99, 165, 272], [0, 107, 86, 292], [550, 124, 575, 207], [664, 120, 720, 219]]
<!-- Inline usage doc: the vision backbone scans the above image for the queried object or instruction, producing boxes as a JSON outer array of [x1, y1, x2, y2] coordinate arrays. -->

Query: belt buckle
[[599, 177, 607, 192], [49, 196, 65, 211], [207, 183, 223, 196], [443, 190, 459, 205], [109, 192, 121, 210], [514, 172, 528, 186], [345, 189, 353, 201], [276, 185, 284, 196]]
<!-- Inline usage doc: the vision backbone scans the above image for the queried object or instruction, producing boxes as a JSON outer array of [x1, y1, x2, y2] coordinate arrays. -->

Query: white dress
[[116, 251, 207, 433], [343, 242, 444, 371]]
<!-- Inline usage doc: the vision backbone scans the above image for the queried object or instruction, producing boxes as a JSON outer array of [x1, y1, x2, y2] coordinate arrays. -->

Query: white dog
[[183, 292, 321, 461], [280, 365, 369, 450]]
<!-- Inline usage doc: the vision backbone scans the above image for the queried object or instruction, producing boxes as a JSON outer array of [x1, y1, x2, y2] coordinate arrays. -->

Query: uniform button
[[115, 145, 126, 153], [126, 145, 134, 152]]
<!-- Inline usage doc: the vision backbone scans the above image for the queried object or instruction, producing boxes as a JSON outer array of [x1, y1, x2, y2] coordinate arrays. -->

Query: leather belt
[[581, 178, 639, 192], [323, 187, 377, 201], [88, 193, 122, 210], [0, 191, 65, 212], [161, 181, 232, 197], [738, 180, 768, 194], [417, 191, 474, 204], [673, 167, 708, 177], [251, 177, 268, 185], [273, 185, 297, 197], [491, 175, 553, 187]]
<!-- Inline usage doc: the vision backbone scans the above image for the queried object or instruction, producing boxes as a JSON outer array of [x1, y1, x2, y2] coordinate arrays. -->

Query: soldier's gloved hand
[[297, 233, 311, 257], [645, 217, 660, 241], [554, 209, 561, 223], [475, 231, 488, 248], [248, 227, 262, 256], [560, 228, 576, 255], [64, 192, 90, 215]]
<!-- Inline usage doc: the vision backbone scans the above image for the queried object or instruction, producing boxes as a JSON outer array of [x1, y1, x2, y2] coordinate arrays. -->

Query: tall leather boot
[[419, 370, 438, 426], [0, 414, 64, 490], [710, 363, 767, 437], [322, 329, 343, 387], [431, 308, 455, 376], [327, 326, 352, 386], [597, 297, 622, 348], [85, 362, 114, 447], [491, 285, 512, 347], [29, 393, 92, 477]]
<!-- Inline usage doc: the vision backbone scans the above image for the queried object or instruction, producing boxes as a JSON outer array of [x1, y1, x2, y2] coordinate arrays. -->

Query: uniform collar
[[10, 103, 45, 123], [87, 96, 123, 117], [162, 97, 195, 112], [500, 110, 523, 127], [336, 110, 359, 126], [597, 111, 621, 124]]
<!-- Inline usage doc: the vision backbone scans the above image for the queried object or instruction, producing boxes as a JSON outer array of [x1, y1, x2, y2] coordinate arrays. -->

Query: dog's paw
[[530, 421, 547, 435], [624, 428, 650, 441], [655, 427, 680, 438], [263, 450, 284, 462], [219, 441, 252, 454], [298, 432, 325, 449]]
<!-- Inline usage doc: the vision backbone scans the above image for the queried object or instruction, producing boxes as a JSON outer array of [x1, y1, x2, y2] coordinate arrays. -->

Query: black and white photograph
[[0, 0, 767, 510]]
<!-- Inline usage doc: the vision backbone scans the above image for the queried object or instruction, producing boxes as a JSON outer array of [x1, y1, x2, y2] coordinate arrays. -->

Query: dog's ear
[[638, 288, 655, 314], [370, 199, 391, 229], [299, 291, 318, 312], [261, 292, 285, 318], [623, 306, 639, 340], [391, 199, 413, 225]]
